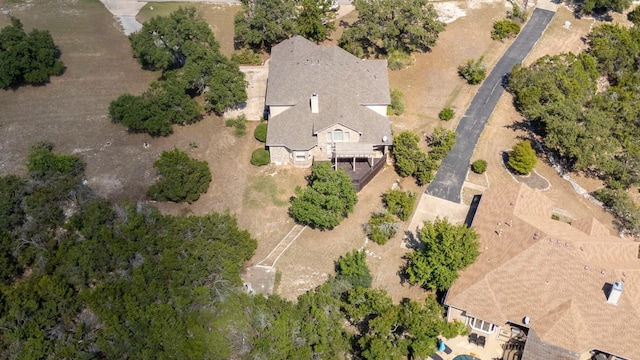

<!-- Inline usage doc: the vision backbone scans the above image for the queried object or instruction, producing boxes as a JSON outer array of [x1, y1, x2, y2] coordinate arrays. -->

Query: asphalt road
[[426, 8, 556, 203]]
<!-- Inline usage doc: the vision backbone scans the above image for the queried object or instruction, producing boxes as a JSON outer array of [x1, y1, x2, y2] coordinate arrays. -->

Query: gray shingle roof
[[265, 36, 391, 150]]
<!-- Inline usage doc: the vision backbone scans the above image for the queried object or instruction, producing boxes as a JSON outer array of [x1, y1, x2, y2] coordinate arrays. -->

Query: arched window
[[333, 129, 343, 142]]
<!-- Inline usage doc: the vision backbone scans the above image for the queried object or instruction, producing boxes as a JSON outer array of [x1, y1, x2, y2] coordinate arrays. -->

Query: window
[[333, 129, 343, 142], [469, 317, 496, 334], [295, 151, 306, 162], [344, 132, 350, 142]]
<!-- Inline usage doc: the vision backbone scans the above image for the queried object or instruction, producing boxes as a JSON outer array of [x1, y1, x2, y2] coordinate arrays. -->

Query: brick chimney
[[607, 281, 624, 305], [310, 93, 319, 114]]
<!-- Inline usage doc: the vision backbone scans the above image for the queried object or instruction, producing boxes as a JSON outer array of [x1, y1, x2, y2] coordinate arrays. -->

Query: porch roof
[[334, 143, 377, 158]]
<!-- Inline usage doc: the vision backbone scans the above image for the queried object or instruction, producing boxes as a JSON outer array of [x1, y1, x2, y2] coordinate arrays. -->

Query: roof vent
[[310, 93, 319, 114], [607, 281, 624, 305], [523, 316, 531, 325], [382, 135, 388, 142]]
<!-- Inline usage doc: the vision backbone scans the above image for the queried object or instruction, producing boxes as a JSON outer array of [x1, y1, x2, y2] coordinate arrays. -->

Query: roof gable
[[265, 36, 392, 151]]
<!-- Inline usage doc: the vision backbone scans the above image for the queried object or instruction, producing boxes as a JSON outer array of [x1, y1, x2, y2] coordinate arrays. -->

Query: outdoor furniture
[[469, 333, 478, 344], [444, 343, 453, 355], [477, 335, 486, 348]]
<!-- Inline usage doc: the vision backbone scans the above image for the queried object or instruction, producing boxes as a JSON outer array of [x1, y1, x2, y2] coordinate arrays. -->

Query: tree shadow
[[403, 229, 423, 250]]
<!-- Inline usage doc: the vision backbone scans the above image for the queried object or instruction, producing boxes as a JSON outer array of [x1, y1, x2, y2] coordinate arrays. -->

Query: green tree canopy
[[0, 17, 65, 88], [580, 0, 631, 15], [508, 140, 537, 175], [111, 7, 247, 136], [492, 19, 521, 41], [109, 78, 202, 136], [382, 189, 416, 221], [234, 0, 297, 50], [392, 131, 442, 185], [335, 249, 372, 288], [147, 149, 211, 203], [339, 0, 445, 57], [295, 0, 337, 43], [289, 162, 358, 229], [404, 218, 479, 291], [129, 7, 217, 71]]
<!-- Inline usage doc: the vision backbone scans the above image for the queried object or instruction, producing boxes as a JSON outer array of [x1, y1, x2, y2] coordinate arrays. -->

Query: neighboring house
[[265, 36, 392, 169], [445, 183, 640, 360]]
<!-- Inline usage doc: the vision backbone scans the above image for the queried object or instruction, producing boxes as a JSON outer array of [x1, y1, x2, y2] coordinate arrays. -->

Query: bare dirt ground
[[0, 0, 624, 304]]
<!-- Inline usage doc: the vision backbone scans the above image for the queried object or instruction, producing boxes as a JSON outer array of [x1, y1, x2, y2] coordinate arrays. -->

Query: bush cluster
[[387, 50, 414, 71], [392, 128, 456, 186], [458, 56, 486, 85], [507, 140, 536, 175], [492, 19, 521, 41], [254, 122, 268, 142], [147, 149, 211, 203], [231, 48, 262, 65], [225, 114, 247, 136], [388, 89, 405, 115], [438, 107, 455, 121], [471, 159, 488, 174]]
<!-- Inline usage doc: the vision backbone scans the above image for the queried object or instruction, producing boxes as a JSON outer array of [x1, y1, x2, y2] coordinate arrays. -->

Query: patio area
[[430, 333, 503, 360], [431, 324, 529, 360]]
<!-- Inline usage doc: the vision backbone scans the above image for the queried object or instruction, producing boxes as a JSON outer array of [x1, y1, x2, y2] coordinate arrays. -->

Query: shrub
[[508, 140, 537, 175], [251, 148, 270, 166], [387, 50, 414, 71], [428, 127, 457, 162], [438, 107, 455, 121], [382, 190, 416, 221], [388, 89, 405, 115], [254, 122, 267, 142], [225, 114, 247, 136], [492, 19, 521, 41], [458, 56, 487, 85], [335, 250, 372, 288], [364, 210, 399, 245], [147, 149, 211, 203], [230, 48, 262, 65], [629, 6, 640, 26], [508, 4, 528, 22], [471, 159, 487, 174]]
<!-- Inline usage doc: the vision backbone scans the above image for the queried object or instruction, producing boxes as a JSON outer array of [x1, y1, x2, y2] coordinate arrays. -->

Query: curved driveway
[[426, 8, 556, 203]]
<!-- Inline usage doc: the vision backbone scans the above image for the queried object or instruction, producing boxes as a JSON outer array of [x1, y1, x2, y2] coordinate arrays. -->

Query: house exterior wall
[[268, 146, 314, 168], [269, 146, 290, 165], [447, 306, 467, 323], [365, 105, 388, 117], [317, 124, 361, 160], [269, 105, 292, 118]]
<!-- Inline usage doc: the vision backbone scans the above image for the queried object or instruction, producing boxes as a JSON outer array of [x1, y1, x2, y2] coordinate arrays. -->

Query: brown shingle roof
[[265, 36, 391, 150], [445, 183, 640, 359]]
